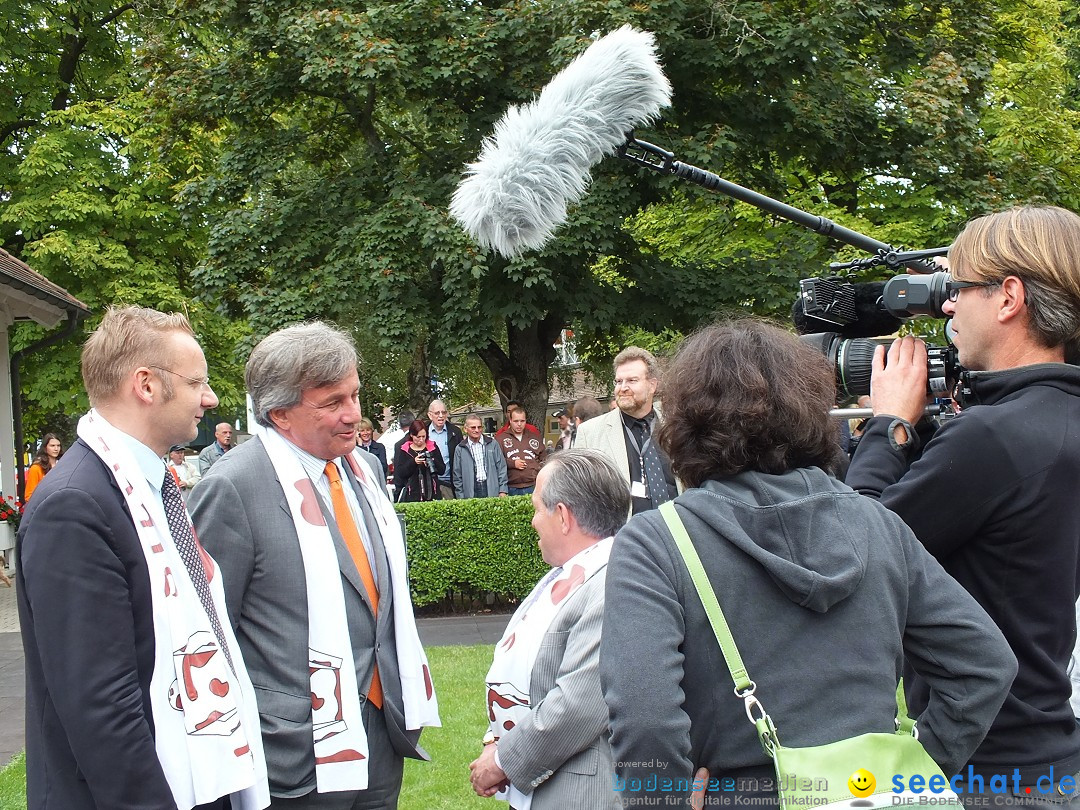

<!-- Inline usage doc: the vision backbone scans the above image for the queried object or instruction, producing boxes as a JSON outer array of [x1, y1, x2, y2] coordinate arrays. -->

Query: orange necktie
[[324, 461, 383, 709], [169, 465, 182, 487]]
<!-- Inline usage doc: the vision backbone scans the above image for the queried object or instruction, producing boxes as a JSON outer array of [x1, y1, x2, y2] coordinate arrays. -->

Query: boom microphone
[[449, 26, 672, 258], [792, 281, 904, 338]]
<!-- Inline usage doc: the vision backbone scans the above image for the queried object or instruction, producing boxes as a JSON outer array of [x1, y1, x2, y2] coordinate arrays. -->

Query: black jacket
[[847, 363, 1080, 779], [358, 441, 388, 482], [427, 421, 462, 481], [393, 441, 445, 502], [18, 440, 178, 809]]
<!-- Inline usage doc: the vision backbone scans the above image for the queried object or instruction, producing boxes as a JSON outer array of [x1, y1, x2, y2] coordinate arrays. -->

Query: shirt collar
[[271, 428, 343, 481], [621, 410, 655, 430], [112, 428, 169, 494]]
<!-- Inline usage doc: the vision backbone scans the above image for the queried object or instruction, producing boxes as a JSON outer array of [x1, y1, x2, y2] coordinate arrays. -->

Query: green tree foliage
[[6, 0, 1080, 434], [980, 0, 1080, 209], [0, 1, 248, 433], [152, 0, 1067, 427]]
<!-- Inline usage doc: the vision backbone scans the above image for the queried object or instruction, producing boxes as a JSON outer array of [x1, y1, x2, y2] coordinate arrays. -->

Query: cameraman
[[846, 206, 1080, 799]]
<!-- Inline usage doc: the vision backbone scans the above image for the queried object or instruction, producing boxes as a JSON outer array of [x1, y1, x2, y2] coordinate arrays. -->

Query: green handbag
[[659, 502, 963, 810]]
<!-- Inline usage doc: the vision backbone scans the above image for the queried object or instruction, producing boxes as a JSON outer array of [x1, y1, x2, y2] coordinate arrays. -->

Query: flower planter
[[0, 521, 14, 552]]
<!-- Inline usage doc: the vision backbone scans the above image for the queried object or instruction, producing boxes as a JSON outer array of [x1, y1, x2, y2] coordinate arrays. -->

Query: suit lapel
[[341, 459, 392, 617], [312, 487, 371, 610], [251, 437, 375, 613], [605, 411, 631, 482]]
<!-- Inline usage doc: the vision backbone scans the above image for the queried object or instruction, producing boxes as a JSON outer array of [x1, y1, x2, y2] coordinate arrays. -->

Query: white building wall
[[0, 303, 15, 553]]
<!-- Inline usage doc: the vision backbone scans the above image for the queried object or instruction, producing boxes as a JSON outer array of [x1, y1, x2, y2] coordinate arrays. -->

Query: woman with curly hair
[[600, 319, 1015, 809]]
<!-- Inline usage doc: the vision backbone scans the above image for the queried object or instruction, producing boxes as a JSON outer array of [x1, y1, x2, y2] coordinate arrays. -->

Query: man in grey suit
[[189, 322, 439, 810], [574, 347, 678, 515], [470, 449, 629, 810]]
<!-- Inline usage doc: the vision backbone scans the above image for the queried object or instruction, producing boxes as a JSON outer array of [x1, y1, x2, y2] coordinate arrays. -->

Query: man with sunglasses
[[846, 206, 1080, 804]]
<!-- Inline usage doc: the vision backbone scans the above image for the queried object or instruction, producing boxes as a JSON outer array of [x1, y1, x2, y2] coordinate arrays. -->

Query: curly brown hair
[[656, 319, 841, 486]]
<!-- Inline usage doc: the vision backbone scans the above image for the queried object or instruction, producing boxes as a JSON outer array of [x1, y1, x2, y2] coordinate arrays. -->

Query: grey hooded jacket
[[600, 467, 1016, 805]]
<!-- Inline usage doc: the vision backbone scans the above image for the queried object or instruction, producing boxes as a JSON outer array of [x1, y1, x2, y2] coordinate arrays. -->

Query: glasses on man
[[149, 366, 213, 390], [946, 278, 999, 302]]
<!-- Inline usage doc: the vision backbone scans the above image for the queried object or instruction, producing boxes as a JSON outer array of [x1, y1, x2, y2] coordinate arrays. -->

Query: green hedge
[[395, 496, 546, 607]]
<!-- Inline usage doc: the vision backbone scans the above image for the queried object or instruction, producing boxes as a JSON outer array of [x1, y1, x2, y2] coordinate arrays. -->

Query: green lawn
[[0, 753, 25, 810], [401, 644, 492, 810], [0, 644, 494, 810]]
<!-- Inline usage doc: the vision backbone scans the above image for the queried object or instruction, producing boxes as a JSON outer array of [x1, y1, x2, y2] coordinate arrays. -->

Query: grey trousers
[[267, 702, 404, 810]]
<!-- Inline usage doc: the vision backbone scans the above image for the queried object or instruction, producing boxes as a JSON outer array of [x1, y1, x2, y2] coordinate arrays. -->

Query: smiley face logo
[[848, 769, 876, 798]]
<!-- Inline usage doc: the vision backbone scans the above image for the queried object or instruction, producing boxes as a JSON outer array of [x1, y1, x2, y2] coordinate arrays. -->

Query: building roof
[[0, 248, 90, 328]]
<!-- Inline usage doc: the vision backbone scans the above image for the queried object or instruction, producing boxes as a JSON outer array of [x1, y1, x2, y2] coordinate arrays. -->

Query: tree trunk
[[405, 340, 433, 416], [476, 316, 562, 432]]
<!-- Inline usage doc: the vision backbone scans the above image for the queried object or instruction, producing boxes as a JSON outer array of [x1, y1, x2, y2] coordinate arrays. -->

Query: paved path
[[0, 577, 509, 768], [1, 578, 23, 769]]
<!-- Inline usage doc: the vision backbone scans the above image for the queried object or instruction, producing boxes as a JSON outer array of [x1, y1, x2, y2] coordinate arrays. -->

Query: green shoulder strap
[[659, 501, 752, 693], [896, 678, 916, 735]]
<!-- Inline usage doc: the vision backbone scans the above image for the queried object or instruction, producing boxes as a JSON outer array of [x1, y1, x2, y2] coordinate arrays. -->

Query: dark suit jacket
[[188, 438, 424, 797], [358, 441, 388, 482], [427, 421, 462, 480], [17, 439, 178, 810]]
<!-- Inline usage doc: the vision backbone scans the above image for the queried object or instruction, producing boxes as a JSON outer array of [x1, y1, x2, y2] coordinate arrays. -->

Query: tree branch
[[93, 2, 136, 29], [0, 120, 39, 146], [50, 4, 136, 112], [476, 339, 511, 375], [342, 84, 384, 157]]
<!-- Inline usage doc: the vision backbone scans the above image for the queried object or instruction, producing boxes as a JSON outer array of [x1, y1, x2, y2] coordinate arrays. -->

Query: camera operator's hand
[[871, 337, 931, 425]]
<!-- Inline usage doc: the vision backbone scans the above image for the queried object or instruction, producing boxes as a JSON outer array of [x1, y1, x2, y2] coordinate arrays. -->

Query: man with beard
[[575, 347, 678, 514]]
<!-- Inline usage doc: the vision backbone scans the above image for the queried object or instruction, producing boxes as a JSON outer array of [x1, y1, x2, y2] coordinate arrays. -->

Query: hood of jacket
[[400, 438, 437, 453], [677, 467, 869, 613]]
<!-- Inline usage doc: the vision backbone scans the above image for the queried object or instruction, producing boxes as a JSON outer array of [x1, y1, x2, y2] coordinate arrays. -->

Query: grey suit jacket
[[494, 568, 620, 810], [188, 437, 423, 798], [573, 409, 631, 485]]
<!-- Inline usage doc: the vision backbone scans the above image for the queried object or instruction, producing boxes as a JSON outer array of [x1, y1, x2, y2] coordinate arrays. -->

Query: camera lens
[[835, 338, 878, 398], [799, 333, 880, 398]]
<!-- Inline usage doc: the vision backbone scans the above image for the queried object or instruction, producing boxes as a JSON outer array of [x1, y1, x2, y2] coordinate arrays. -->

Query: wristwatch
[[482, 730, 497, 746]]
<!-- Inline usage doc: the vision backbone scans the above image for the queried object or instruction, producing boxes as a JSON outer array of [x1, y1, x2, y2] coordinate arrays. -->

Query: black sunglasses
[[946, 278, 999, 302]]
